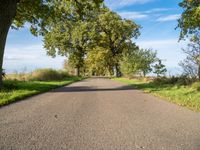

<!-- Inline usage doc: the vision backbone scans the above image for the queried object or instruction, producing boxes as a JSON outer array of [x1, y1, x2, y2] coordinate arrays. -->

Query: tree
[[119, 43, 140, 77], [120, 45, 157, 77], [178, 0, 200, 38], [63, 59, 75, 75], [44, 1, 103, 76], [85, 47, 113, 76], [96, 9, 140, 77], [0, 0, 55, 88], [179, 33, 200, 79], [153, 59, 167, 77], [137, 49, 157, 77], [0, 0, 103, 87]]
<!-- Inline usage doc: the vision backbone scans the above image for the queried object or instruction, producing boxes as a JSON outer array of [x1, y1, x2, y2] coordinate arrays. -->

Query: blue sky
[[3, 0, 187, 74]]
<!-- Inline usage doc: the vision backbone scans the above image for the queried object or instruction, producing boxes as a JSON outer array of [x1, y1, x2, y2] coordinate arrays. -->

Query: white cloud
[[119, 11, 148, 19], [3, 43, 65, 73], [156, 14, 180, 22], [105, 0, 154, 9]]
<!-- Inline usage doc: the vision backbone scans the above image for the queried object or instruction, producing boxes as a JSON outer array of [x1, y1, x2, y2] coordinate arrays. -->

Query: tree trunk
[[0, 0, 18, 89], [143, 71, 146, 77], [115, 64, 121, 77], [75, 67, 80, 76]]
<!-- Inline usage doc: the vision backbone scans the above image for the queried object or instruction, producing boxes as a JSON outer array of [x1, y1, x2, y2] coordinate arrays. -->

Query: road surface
[[0, 78, 200, 150]]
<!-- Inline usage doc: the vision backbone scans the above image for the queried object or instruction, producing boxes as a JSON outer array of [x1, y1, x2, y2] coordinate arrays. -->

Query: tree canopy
[[0, 0, 104, 87], [178, 0, 200, 38]]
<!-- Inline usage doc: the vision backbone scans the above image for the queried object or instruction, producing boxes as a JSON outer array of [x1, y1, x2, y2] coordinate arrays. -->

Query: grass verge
[[0, 76, 84, 107], [113, 78, 200, 112]]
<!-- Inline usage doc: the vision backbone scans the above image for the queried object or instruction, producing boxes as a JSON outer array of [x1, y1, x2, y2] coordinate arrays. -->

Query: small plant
[[153, 59, 167, 77]]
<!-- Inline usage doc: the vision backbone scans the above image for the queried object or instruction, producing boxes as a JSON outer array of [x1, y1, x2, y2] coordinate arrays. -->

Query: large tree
[[96, 9, 140, 76], [178, 0, 200, 39], [44, 1, 103, 76], [120, 45, 157, 77], [0, 0, 53, 88], [0, 0, 103, 87]]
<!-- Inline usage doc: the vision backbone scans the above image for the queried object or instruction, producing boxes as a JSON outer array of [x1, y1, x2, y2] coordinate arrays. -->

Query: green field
[[114, 78, 200, 112], [0, 76, 83, 107]]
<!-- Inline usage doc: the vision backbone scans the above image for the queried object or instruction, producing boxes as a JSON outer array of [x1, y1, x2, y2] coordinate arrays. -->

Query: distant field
[[114, 78, 200, 112], [0, 76, 83, 107]]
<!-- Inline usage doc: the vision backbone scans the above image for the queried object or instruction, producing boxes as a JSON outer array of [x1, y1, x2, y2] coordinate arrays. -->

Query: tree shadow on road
[[52, 85, 136, 93]]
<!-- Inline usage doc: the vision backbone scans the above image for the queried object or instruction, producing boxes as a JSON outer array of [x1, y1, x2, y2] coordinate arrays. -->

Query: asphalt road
[[0, 78, 200, 150]]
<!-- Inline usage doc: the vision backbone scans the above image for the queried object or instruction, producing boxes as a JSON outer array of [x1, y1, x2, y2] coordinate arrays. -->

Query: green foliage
[[191, 82, 200, 91], [13, 0, 55, 36], [137, 49, 157, 77], [85, 47, 113, 76], [96, 9, 140, 66], [44, 7, 140, 77], [13, 0, 104, 36], [120, 44, 141, 77], [120, 45, 157, 77], [178, 0, 200, 38], [153, 59, 167, 77]]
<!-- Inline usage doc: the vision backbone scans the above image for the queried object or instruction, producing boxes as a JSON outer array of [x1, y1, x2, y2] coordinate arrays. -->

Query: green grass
[[113, 78, 200, 112], [0, 76, 84, 107]]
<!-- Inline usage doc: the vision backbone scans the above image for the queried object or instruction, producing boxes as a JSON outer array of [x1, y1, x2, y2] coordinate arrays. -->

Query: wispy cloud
[[156, 14, 180, 22], [119, 11, 148, 19], [144, 8, 171, 13], [118, 8, 173, 20], [105, 0, 154, 9]]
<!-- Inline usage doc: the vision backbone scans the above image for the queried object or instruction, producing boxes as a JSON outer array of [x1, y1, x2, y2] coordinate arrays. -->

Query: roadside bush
[[176, 75, 195, 85], [153, 75, 196, 86], [191, 82, 200, 91], [3, 80, 19, 89], [30, 69, 69, 81]]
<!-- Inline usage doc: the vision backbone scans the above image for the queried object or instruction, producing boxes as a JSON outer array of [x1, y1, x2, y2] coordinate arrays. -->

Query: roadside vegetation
[[0, 69, 83, 107], [114, 77, 200, 112]]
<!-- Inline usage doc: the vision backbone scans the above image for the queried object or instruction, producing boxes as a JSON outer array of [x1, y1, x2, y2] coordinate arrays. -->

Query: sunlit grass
[[114, 78, 200, 112], [0, 76, 83, 107]]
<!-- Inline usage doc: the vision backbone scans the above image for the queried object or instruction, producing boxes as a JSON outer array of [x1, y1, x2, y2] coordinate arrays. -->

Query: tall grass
[[0, 68, 84, 106], [6, 69, 70, 81]]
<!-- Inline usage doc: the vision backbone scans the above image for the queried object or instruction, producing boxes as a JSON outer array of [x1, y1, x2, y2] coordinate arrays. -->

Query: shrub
[[191, 82, 200, 91], [176, 75, 196, 85], [30, 69, 69, 81], [153, 75, 196, 86]]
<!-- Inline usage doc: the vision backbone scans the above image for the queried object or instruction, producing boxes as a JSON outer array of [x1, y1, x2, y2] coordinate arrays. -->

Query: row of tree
[[0, 0, 199, 88], [44, 7, 140, 77]]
